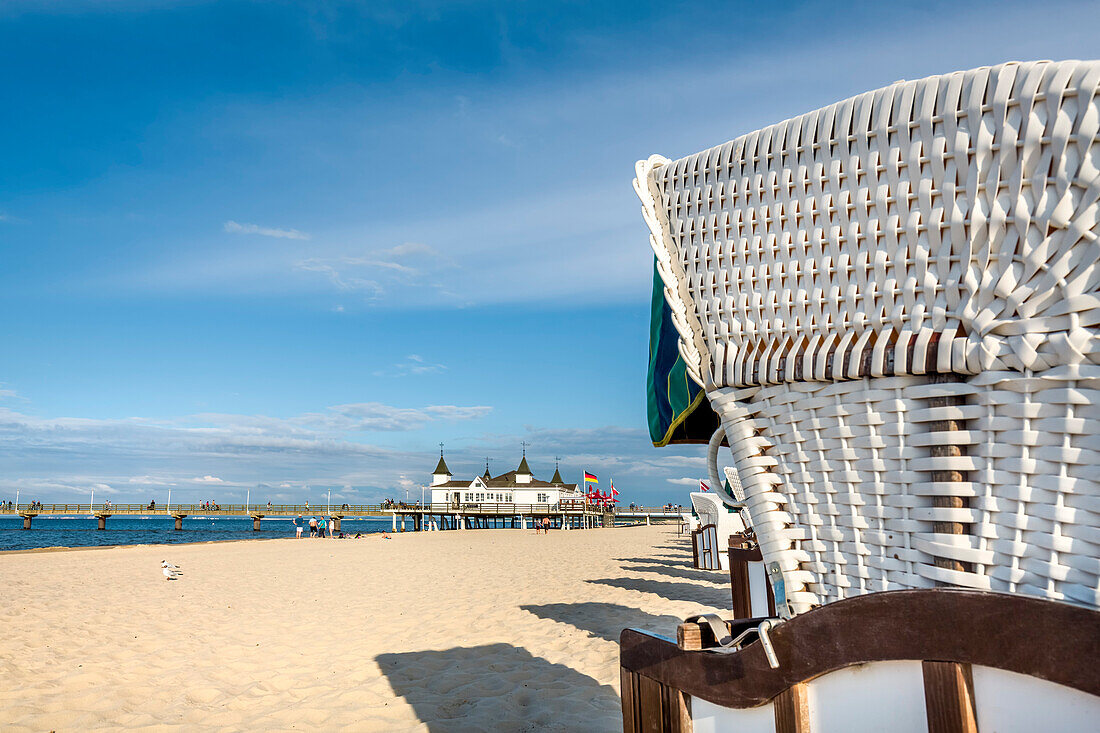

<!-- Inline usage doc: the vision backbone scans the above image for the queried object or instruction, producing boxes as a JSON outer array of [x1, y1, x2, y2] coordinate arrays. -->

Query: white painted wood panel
[[972, 665, 1100, 732]]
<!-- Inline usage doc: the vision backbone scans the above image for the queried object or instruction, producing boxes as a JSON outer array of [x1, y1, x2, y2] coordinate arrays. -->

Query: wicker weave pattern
[[711, 367, 1100, 612], [637, 60, 1100, 614], [636, 61, 1100, 390]]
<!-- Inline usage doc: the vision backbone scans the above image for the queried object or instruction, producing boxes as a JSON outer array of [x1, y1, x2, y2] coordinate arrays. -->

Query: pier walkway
[[0, 502, 655, 532]]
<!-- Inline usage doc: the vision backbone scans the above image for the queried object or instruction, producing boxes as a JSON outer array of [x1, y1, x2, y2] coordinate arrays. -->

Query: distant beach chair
[[687, 491, 745, 570], [624, 60, 1100, 731]]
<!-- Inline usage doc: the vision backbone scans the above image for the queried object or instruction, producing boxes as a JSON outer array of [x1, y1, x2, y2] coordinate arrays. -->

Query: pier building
[[428, 451, 581, 507]]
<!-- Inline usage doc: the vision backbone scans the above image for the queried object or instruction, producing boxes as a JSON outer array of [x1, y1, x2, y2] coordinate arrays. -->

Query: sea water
[[0, 515, 395, 551]]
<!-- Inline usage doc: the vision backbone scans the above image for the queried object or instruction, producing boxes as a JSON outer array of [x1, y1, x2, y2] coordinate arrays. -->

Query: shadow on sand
[[377, 643, 620, 732], [520, 601, 684, 643], [618, 560, 727, 584], [585, 577, 730, 609]]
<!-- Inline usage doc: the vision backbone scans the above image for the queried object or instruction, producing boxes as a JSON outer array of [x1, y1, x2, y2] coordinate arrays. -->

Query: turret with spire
[[550, 456, 564, 485], [431, 443, 452, 486], [515, 441, 532, 484]]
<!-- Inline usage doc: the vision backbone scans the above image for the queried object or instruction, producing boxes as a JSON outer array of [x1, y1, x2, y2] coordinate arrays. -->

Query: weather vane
[[521, 440, 528, 457], [439, 442, 444, 457]]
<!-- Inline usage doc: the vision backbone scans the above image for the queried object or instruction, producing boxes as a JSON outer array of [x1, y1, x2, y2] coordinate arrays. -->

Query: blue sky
[[1, 0, 1097, 505]]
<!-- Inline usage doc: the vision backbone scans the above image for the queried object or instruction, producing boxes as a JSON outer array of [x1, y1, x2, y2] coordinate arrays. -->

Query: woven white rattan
[[636, 60, 1100, 613]]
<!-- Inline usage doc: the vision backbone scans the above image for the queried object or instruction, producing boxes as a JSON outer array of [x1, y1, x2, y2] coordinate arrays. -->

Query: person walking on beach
[[293, 514, 303, 538], [309, 516, 318, 537], [318, 516, 327, 539]]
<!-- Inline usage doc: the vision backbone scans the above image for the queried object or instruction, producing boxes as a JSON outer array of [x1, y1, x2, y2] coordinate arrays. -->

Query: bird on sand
[[161, 560, 182, 580]]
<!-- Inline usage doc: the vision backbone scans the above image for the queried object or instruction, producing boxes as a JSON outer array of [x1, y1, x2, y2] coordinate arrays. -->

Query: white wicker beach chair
[[636, 60, 1100, 616], [688, 491, 746, 570]]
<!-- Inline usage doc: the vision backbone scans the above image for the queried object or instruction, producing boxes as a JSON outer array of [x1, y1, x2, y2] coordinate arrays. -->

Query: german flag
[[584, 472, 598, 484]]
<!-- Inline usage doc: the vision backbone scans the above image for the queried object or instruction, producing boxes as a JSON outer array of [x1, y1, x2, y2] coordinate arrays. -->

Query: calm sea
[[0, 515, 394, 552]]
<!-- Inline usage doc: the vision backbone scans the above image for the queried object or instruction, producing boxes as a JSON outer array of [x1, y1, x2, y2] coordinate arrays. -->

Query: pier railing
[[0, 502, 618, 516]]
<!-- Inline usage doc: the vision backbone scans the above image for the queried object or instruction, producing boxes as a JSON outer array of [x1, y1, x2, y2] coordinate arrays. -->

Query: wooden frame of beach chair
[[688, 491, 746, 570], [689, 523, 719, 570], [626, 60, 1100, 730], [621, 589, 1100, 733], [728, 532, 775, 619]]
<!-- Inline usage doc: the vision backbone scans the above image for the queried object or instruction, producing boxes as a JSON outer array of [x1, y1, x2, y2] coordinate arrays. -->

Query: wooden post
[[21, 514, 31, 530], [252, 515, 263, 531], [332, 516, 341, 533], [621, 667, 692, 733], [96, 515, 108, 530], [173, 515, 185, 530], [773, 683, 810, 733], [928, 373, 972, 575], [728, 533, 763, 618], [923, 661, 978, 733]]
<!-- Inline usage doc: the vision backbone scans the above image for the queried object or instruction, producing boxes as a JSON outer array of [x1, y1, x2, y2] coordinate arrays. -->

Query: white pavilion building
[[428, 451, 581, 507]]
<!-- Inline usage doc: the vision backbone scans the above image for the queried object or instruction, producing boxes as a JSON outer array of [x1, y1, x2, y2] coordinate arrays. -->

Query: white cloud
[[0, 403, 711, 505], [295, 260, 381, 295], [667, 477, 701, 486], [295, 242, 451, 302], [313, 402, 491, 432], [374, 354, 447, 377], [224, 220, 310, 240], [0, 399, 499, 504], [127, 475, 174, 486]]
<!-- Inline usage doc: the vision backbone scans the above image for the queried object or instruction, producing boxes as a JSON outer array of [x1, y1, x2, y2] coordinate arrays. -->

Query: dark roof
[[483, 467, 491, 480], [433, 454, 451, 476], [431, 470, 578, 492], [517, 455, 531, 475], [550, 467, 564, 484]]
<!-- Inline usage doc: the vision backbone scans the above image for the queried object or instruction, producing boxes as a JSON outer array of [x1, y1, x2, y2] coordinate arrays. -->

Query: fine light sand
[[0, 525, 728, 731]]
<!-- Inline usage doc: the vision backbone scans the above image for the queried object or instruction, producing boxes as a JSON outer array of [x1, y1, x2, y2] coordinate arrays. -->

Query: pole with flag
[[584, 472, 598, 506], [699, 479, 710, 492]]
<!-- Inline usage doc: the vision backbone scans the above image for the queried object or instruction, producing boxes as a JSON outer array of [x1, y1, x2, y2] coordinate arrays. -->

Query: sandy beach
[[0, 525, 726, 731]]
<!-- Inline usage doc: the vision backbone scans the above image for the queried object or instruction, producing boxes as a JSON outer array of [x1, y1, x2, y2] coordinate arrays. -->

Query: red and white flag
[[699, 480, 710, 492]]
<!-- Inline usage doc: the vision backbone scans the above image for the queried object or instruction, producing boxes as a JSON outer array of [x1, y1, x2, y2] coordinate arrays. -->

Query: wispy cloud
[[295, 260, 381, 295], [667, 477, 701, 485], [0, 399, 495, 502], [0, 385, 26, 402], [224, 220, 310, 240], [374, 354, 447, 377], [0, 405, 709, 505], [296, 241, 451, 301]]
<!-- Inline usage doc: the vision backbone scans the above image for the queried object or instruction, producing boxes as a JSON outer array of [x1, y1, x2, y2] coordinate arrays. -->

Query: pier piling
[[173, 514, 186, 531]]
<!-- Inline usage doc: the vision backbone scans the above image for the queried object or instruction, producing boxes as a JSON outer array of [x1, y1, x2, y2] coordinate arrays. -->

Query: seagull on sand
[[161, 560, 182, 580]]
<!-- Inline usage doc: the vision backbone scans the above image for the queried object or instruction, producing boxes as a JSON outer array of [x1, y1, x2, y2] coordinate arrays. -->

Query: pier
[[0, 502, 652, 532]]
